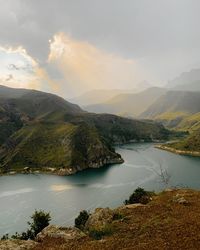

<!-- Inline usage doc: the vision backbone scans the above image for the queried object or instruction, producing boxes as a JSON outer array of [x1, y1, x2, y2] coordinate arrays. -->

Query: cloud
[[0, 45, 55, 91], [0, 0, 200, 86], [47, 33, 144, 96]]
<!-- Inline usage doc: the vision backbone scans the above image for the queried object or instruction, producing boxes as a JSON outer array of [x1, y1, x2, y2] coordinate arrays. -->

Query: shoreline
[[155, 144, 200, 157], [0, 158, 124, 177]]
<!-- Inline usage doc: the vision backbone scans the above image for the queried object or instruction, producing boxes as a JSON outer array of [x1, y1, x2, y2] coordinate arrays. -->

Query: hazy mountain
[[167, 68, 200, 91], [173, 81, 200, 91], [140, 90, 200, 130], [0, 85, 170, 174], [85, 87, 166, 117], [70, 89, 131, 106], [70, 81, 152, 106]]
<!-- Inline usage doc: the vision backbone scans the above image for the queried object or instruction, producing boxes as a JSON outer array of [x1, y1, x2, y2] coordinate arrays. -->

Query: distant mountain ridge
[[85, 87, 166, 117], [140, 90, 200, 130], [166, 68, 200, 91], [70, 81, 152, 106]]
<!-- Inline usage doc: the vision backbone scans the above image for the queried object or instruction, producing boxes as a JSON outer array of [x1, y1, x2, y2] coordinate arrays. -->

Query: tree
[[28, 210, 51, 238], [75, 210, 90, 230], [124, 187, 152, 205]]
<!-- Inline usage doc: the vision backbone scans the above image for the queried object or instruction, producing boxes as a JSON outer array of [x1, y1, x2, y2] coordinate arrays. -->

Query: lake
[[0, 143, 200, 236]]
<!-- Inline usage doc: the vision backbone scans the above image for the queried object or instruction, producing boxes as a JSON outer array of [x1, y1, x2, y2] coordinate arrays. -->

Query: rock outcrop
[[85, 207, 114, 230], [36, 225, 86, 243]]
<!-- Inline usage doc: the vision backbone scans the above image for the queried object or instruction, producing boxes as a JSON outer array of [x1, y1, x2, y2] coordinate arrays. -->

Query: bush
[[89, 224, 114, 240], [75, 210, 90, 230], [1, 234, 9, 240], [28, 210, 51, 238], [124, 187, 153, 205], [1, 210, 51, 240]]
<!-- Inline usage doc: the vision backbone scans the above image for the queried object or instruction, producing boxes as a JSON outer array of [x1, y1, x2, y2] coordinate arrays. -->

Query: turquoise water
[[0, 143, 200, 236]]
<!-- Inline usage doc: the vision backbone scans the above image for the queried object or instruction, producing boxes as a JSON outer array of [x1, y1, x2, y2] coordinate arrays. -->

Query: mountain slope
[[167, 68, 200, 89], [157, 128, 200, 156], [0, 86, 171, 175], [70, 89, 130, 106], [173, 81, 200, 91], [85, 87, 166, 117], [140, 90, 200, 130]]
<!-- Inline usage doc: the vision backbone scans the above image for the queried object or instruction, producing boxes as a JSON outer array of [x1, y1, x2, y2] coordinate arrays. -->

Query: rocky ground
[[2, 189, 200, 250]]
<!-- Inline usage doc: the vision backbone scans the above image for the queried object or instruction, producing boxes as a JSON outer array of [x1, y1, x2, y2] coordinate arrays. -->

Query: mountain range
[[0, 85, 170, 175]]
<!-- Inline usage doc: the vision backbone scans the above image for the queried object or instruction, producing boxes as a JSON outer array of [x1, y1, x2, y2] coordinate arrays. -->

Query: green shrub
[[124, 187, 153, 205], [1, 210, 51, 240], [28, 210, 51, 238], [75, 210, 90, 230], [1, 234, 9, 240], [89, 224, 114, 240]]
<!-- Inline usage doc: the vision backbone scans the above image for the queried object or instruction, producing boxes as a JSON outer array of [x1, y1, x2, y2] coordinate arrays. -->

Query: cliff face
[[2, 189, 200, 250]]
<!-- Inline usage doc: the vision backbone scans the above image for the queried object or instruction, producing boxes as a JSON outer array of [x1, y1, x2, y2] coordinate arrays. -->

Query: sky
[[0, 0, 200, 98]]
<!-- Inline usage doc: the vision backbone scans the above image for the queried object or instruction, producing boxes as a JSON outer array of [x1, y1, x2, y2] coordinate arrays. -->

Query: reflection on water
[[50, 185, 73, 192], [0, 143, 200, 236]]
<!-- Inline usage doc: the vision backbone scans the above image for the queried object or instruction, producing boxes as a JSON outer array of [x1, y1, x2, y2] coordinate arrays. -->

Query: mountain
[[0, 85, 170, 175], [166, 68, 200, 91], [173, 81, 200, 92], [140, 90, 200, 130], [70, 89, 131, 106], [85, 87, 166, 117], [70, 81, 152, 107]]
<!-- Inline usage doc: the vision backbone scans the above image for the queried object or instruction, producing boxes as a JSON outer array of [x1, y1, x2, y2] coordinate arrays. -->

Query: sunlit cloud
[[48, 33, 144, 96], [0, 33, 146, 97], [0, 45, 60, 92]]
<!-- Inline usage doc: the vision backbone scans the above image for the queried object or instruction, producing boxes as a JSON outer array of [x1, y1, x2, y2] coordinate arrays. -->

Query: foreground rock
[[85, 208, 114, 230], [36, 225, 86, 242], [0, 239, 37, 250]]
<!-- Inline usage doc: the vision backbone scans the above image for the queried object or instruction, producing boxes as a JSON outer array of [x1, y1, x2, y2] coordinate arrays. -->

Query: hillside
[[173, 81, 200, 92], [167, 68, 200, 90], [0, 86, 171, 175], [158, 128, 200, 156], [140, 90, 200, 130], [3, 189, 200, 250], [85, 87, 166, 117]]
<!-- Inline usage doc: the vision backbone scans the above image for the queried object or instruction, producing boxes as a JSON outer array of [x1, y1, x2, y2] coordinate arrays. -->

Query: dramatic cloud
[[0, 0, 200, 95], [47, 33, 144, 96]]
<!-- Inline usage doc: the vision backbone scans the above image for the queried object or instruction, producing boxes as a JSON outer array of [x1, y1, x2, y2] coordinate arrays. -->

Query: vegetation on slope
[[12, 189, 200, 250], [163, 128, 200, 154]]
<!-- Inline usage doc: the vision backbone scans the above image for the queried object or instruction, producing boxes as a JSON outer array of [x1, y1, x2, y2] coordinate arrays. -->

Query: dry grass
[[33, 189, 200, 250]]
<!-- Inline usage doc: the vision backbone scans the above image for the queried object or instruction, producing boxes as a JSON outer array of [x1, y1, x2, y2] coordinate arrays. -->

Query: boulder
[[0, 239, 37, 250], [36, 225, 86, 243], [85, 208, 114, 230], [173, 194, 189, 205]]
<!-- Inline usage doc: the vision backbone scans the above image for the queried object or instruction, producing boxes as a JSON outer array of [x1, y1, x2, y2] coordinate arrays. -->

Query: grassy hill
[[10, 189, 200, 250], [158, 128, 200, 156], [85, 87, 166, 117], [0, 86, 171, 174], [140, 90, 200, 131]]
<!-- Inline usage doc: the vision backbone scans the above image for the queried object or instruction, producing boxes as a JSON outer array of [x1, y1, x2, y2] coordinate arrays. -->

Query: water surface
[[0, 143, 200, 236]]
